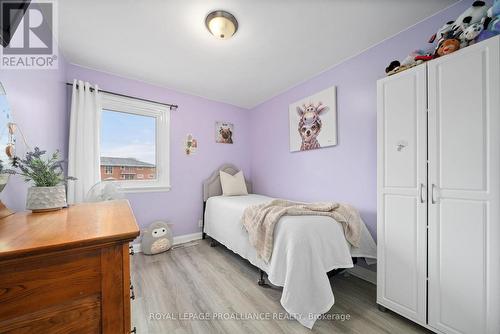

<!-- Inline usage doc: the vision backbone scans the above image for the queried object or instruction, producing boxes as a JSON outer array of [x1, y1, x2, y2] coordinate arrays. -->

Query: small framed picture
[[215, 121, 234, 144]]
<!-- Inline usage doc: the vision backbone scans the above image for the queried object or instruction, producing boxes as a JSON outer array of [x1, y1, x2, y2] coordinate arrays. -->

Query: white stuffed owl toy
[[141, 221, 173, 255]]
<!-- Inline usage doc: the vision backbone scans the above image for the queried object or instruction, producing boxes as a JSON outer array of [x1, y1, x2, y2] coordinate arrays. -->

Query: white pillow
[[220, 170, 248, 196]]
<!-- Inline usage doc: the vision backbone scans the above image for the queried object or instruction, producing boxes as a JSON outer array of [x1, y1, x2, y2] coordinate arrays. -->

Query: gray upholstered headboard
[[203, 164, 252, 202]]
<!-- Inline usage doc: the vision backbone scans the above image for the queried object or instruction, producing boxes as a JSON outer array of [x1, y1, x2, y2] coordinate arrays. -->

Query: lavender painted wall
[[66, 64, 251, 236], [1, 0, 483, 242], [0, 61, 69, 211], [248, 0, 476, 239], [2, 59, 250, 238], [0, 1, 70, 211]]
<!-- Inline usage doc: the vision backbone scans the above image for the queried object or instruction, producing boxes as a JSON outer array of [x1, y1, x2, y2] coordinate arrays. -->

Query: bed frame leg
[[377, 304, 387, 312], [210, 239, 218, 247], [202, 232, 206, 240], [258, 269, 266, 286]]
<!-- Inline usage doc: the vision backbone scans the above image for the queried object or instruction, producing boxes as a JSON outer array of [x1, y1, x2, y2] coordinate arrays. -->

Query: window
[[104, 166, 113, 174], [100, 93, 170, 192]]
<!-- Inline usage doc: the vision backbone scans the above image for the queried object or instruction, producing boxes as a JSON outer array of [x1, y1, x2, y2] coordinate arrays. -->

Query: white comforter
[[204, 194, 377, 329]]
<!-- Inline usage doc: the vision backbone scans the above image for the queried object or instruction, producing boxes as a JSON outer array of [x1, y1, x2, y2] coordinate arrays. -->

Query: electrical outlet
[[198, 219, 203, 227]]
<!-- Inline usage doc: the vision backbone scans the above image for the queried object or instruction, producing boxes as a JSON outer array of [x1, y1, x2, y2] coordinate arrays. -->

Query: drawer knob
[[130, 284, 135, 300]]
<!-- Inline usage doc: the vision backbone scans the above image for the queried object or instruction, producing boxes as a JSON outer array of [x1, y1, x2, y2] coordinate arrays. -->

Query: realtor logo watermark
[[1, 0, 58, 69]]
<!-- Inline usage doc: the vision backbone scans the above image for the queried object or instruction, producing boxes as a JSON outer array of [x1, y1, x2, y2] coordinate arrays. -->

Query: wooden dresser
[[0, 200, 140, 333]]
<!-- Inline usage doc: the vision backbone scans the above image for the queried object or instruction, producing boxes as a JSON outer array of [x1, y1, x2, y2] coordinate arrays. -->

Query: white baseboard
[[131, 243, 142, 253], [347, 265, 377, 285], [131, 232, 202, 254], [173, 232, 203, 246]]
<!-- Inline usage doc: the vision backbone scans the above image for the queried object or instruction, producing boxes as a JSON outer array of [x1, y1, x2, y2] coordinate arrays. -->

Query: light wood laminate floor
[[131, 239, 431, 334]]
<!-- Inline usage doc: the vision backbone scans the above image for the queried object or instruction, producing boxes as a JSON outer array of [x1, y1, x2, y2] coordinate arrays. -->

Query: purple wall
[[2, 60, 250, 237], [0, 1, 70, 211], [66, 65, 251, 236], [2, 0, 483, 241], [1, 61, 69, 211], [248, 0, 475, 239]]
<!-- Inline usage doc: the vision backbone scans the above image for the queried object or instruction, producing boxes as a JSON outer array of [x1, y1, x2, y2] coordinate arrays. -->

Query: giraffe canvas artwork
[[289, 86, 337, 152]]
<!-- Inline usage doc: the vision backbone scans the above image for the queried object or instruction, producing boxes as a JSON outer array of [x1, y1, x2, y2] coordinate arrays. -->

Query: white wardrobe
[[377, 35, 500, 334]]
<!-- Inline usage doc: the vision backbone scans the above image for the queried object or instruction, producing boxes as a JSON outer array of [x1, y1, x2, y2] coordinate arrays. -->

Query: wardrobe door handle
[[419, 183, 425, 203], [431, 184, 438, 204]]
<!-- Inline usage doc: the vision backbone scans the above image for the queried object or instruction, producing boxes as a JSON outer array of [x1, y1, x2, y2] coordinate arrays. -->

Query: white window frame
[[104, 166, 113, 174], [101, 93, 170, 193]]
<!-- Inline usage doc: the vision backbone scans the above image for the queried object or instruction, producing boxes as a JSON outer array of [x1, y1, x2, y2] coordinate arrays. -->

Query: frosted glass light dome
[[205, 11, 238, 40]]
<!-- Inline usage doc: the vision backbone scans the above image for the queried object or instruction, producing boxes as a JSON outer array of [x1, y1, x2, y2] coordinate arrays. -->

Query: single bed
[[202, 164, 377, 329]]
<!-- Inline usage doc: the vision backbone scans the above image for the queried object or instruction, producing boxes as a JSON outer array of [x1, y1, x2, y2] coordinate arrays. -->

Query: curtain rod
[[65, 82, 178, 110]]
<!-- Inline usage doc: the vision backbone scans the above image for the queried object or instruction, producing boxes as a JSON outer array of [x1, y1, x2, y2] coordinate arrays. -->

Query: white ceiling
[[58, 0, 458, 108]]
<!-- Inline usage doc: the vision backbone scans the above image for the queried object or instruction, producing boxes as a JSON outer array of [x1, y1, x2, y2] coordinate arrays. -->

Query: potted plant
[[9, 147, 75, 212]]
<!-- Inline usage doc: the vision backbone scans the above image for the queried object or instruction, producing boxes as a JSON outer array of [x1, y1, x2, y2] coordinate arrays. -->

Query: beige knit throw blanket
[[241, 199, 362, 263]]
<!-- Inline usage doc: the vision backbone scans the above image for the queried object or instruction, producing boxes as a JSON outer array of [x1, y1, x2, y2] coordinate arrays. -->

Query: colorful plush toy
[[428, 1, 491, 58], [141, 221, 174, 255], [476, 0, 500, 42], [384, 49, 434, 76], [385, 60, 400, 75], [384, 1, 494, 76], [437, 38, 461, 56], [460, 22, 484, 47], [400, 50, 424, 67], [429, 20, 455, 44], [453, 1, 489, 37], [430, 1, 489, 44], [490, 0, 500, 17]]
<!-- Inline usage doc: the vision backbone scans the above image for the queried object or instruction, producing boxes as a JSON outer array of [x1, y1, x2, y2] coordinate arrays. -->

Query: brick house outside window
[[100, 157, 156, 181]]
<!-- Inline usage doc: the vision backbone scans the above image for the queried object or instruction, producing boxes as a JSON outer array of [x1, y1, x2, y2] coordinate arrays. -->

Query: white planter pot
[[0, 173, 9, 193], [26, 185, 67, 212]]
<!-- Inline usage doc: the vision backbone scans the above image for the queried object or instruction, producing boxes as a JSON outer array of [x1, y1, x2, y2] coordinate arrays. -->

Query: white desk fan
[[86, 180, 125, 202]]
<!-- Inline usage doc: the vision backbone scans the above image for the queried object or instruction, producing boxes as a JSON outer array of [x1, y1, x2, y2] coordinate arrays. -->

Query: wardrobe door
[[377, 65, 427, 324], [428, 36, 500, 334]]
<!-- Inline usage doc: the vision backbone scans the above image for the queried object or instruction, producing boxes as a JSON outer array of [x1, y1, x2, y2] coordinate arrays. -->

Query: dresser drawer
[[0, 295, 101, 333], [0, 249, 101, 320]]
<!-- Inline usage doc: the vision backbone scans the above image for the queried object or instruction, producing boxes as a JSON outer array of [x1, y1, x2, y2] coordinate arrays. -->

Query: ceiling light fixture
[[205, 10, 238, 40]]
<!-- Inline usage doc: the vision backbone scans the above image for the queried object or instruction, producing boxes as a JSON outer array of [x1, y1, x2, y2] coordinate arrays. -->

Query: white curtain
[[67, 80, 101, 204]]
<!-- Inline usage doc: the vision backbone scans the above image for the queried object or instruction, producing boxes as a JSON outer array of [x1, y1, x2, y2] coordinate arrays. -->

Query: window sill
[[120, 185, 171, 193]]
